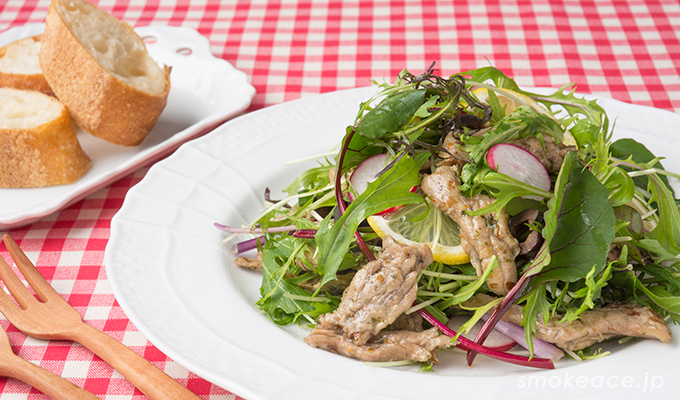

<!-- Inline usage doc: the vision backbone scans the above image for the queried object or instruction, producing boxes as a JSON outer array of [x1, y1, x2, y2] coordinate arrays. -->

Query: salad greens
[[219, 65, 680, 368]]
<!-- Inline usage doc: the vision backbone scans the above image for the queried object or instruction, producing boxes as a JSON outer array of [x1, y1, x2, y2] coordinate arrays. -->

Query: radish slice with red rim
[[349, 154, 390, 198], [349, 154, 417, 214], [486, 143, 551, 199]]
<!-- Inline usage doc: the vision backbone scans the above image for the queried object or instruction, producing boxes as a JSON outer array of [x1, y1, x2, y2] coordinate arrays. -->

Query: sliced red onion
[[447, 315, 516, 352], [418, 309, 554, 369], [229, 229, 318, 254], [231, 236, 264, 254], [480, 314, 564, 361]]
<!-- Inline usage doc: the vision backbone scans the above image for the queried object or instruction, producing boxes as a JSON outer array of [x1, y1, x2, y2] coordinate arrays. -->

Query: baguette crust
[[0, 88, 91, 188], [0, 35, 54, 96], [40, 0, 171, 146]]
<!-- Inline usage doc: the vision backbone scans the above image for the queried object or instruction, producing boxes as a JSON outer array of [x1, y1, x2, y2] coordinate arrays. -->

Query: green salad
[[218, 65, 680, 369]]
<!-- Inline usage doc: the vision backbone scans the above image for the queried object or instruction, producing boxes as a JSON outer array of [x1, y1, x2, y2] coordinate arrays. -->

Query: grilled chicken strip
[[312, 236, 433, 345], [421, 165, 520, 295], [509, 135, 574, 174], [306, 236, 455, 362], [502, 302, 672, 351], [234, 252, 262, 269], [466, 293, 672, 352], [305, 326, 454, 363]]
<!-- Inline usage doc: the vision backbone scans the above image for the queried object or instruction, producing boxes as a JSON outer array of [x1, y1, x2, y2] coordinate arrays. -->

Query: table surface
[[1, 0, 679, 399]]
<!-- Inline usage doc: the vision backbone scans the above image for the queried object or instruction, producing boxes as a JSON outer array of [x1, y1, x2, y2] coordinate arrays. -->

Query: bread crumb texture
[[57, 0, 166, 94], [41, 0, 171, 146], [0, 88, 91, 187]]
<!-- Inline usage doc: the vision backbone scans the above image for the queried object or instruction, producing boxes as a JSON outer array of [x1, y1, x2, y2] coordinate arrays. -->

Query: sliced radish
[[447, 315, 516, 352], [349, 154, 390, 197], [349, 154, 416, 215], [486, 143, 551, 197]]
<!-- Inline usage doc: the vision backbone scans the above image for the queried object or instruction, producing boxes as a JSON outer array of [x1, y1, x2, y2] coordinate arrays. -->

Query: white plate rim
[[105, 86, 680, 400]]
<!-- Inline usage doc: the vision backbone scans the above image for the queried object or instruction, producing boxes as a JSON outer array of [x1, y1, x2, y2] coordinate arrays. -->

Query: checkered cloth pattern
[[0, 0, 678, 398]]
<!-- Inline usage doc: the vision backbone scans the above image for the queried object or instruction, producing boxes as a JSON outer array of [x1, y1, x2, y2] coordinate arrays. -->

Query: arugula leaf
[[315, 153, 428, 288]]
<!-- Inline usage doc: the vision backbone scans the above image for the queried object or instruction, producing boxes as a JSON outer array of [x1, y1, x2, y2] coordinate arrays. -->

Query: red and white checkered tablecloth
[[0, 0, 679, 399]]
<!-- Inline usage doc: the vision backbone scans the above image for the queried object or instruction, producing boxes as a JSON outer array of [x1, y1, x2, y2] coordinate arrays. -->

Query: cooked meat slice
[[304, 237, 447, 363], [509, 135, 574, 174], [388, 312, 424, 332], [503, 302, 672, 351], [315, 236, 433, 345], [421, 165, 520, 295], [508, 209, 542, 254], [234, 252, 262, 269], [305, 326, 454, 363], [439, 132, 470, 168]]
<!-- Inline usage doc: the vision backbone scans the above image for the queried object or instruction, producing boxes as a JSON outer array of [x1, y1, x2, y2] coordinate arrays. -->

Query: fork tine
[[0, 251, 37, 309], [0, 261, 25, 321], [2, 235, 57, 303]]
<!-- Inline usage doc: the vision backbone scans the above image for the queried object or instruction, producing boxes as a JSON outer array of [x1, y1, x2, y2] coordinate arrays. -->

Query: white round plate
[[106, 86, 680, 400], [0, 23, 255, 230]]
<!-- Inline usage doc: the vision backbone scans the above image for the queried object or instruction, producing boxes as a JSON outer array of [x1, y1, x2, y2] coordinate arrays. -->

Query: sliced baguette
[[0, 35, 54, 95], [40, 0, 171, 146], [0, 88, 91, 188]]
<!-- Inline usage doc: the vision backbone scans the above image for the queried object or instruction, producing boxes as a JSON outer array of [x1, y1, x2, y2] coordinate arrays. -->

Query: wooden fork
[[0, 322, 102, 399], [0, 234, 202, 400]]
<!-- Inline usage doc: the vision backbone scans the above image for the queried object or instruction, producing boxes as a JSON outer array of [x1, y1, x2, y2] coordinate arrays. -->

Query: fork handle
[[71, 322, 202, 400], [2, 354, 102, 400]]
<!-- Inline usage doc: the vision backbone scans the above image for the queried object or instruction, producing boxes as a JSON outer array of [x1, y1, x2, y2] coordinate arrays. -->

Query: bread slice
[[40, 0, 171, 146], [0, 88, 91, 187], [0, 35, 54, 95]]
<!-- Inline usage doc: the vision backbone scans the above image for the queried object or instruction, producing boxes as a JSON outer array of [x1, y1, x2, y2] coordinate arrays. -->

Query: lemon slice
[[473, 87, 576, 147], [367, 201, 470, 265]]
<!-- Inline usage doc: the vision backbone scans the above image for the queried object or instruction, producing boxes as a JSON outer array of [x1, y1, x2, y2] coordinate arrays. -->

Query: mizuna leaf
[[257, 237, 318, 326], [457, 66, 523, 92]]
